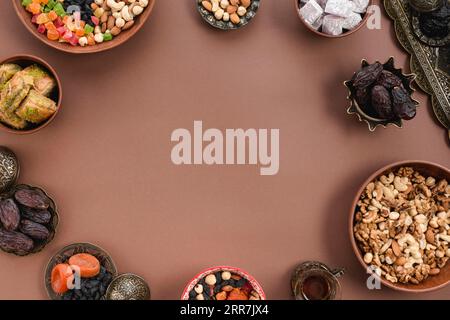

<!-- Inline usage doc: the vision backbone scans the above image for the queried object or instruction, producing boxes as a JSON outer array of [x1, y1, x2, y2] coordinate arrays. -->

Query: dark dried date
[[355, 87, 370, 107], [14, 189, 49, 210], [392, 86, 417, 120], [19, 220, 50, 240], [376, 70, 403, 90], [353, 62, 383, 89], [0, 229, 33, 254], [0, 199, 20, 231], [371, 85, 394, 119], [20, 207, 51, 224]]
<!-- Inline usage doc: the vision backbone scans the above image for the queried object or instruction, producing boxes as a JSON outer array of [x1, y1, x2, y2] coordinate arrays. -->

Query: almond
[[240, 0, 251, 8], [429, 268, 440, 275], [425, 228, 435, 244], [202, 1, 213, 11], [122, 20, 135, 30], [107, 16, 115, 31], [111, 26, 121, 36], [227, 5, 237, 13], [101, 12, 108, 23], [394, 256, 406, 266], [392, 240, 401, 257], [230, 12, 240, 24]]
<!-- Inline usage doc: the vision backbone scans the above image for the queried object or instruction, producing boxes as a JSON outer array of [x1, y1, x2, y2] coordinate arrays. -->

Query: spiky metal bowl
[[345, 57, 419, 131]]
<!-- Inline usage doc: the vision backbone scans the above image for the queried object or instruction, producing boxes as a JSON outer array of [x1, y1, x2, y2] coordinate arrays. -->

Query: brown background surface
[[0, 0, 449, 300]]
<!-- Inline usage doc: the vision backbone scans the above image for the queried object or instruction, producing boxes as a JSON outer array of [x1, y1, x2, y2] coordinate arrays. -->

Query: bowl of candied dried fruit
[[181, 266, 266, 300], [345, 57, 419, 131], [350, 161, 450, 292], [45, 243, 118, 300]]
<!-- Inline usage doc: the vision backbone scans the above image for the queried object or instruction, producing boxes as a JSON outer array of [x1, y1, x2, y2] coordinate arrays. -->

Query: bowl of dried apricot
[[12, 0, 156, 54], [350, 161, 450, 292], [181, 266, 266, 300], [45, 243, 117, 300]]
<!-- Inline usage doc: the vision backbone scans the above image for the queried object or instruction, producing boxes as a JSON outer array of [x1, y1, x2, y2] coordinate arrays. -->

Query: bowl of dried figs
[[350, 161, 450, 292], [182, 266, 266, 300], [45, 243, 118, 300], [295, 0, 373, 37], [345, 57, 419, 131], [0, 147, 58, 256]]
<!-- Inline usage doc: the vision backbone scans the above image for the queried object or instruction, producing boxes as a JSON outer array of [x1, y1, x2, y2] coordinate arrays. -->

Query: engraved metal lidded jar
[[0, 146, 19, 194], [106, 273, 151, 300], [409, 0, 444, 12]]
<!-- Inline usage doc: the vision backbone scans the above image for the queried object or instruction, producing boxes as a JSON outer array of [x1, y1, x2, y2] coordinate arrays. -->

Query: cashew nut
[[380, 172, 394, 185], [214, 8, 224, 19], [121, 6, 134, 21], [132, 5, 144, 15], [94, 33, 104, 43], [237, 6, 247, 16], [138, 0, 149, 7], [394, 176, 409, 192], [78, 36, 88, 47], [107, 0, 125, 12]]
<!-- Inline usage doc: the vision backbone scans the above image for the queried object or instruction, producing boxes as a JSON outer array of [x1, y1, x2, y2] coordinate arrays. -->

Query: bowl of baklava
[[0, 55, 62, 134]]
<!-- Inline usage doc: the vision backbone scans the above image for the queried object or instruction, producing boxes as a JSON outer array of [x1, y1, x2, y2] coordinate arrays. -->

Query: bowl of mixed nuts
[[350, 161, 450, 292], [197, 0, 260, 30], [181, 266, 266, 300], [12, 0, 156, 54]]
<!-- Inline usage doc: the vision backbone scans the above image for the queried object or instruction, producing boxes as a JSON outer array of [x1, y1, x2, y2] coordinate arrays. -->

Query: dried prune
[[371, 85, 394, 119], [14, 189, 49, 210], [20, 207, 51, 224], [376, 70, 403, 90], [19, 220, 50, 240], [0, 229, 33, 254], [353, 62, 383, 89], [0, 199, 20, 231], [392, 86, 417, 120]]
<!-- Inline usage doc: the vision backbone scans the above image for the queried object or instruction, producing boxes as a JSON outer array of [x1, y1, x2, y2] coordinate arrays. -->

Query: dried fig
[[19, 220, 50, 240], [20, 207, 51, 224], [376, 70, 403, 90], [14, 189, 49, 210], [371, 85, 394, 119], [392, 86, 417, 120], [353, 62, 383, 89], [0, 229, 33, 254], [0, 199, 20, 231]]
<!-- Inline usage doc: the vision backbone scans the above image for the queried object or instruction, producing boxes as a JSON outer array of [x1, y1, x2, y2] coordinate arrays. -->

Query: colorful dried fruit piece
[[227, 288, 249, 300], [392, 86, 417, 120], [0, 229, 34, 255], [27, 2, 42, 15], [19, 219, 50, 240], [14, 189, 50, 210], [371, 85, 394, 119], [376, 70, 403, 90], [51, 263, 74, 294], [352, 62, 383, 89], [0, 199, 20, 231], [69, 253, 101, 278]]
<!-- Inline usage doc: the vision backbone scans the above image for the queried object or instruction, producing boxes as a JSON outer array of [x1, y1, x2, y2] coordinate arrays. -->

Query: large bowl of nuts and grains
[[13, 0, 156, 54], [350, 161, 450, 292]]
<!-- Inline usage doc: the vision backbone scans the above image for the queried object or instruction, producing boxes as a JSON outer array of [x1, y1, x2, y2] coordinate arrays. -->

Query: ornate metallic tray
[[384, 0, 450, 141]]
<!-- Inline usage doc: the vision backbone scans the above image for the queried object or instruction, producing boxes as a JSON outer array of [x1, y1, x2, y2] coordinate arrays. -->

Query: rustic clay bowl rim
[[349, 160, 450, 293], [181, 265, 266, 300], [105, 273, 151, 300], [44, 242, 118, 300], [12, 0, 156, 54], [0, 54, 62, 135], [294, 0, 374, 38], [0, 184, 59, 257]]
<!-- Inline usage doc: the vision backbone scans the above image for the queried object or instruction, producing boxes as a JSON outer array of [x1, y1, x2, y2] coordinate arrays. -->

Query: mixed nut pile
[[201, 0, 252, 25], [299, 0, 369, 36], [0, 63, 57, 130], [351, 61, 418, 120], [22, 0, 149, 47], [189, 271, 261, 300], [51, 253, 113, 300], [0, 187, 54, 255], [354, 167, 450, 284]]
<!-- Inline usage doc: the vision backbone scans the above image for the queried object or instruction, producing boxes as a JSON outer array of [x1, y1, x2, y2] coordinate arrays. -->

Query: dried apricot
[[68, 253, 100, 278], [51, 263, 74, 294]]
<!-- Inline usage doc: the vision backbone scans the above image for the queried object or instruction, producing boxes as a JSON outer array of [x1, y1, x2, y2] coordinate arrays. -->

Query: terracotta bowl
[[12, 0, 156, 54], [349, 160, 450, 293], [0, 54, 62, 134], [44, 242, 118, 300], [181, 266, 266, 300], [294, 0, 373, 38]]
